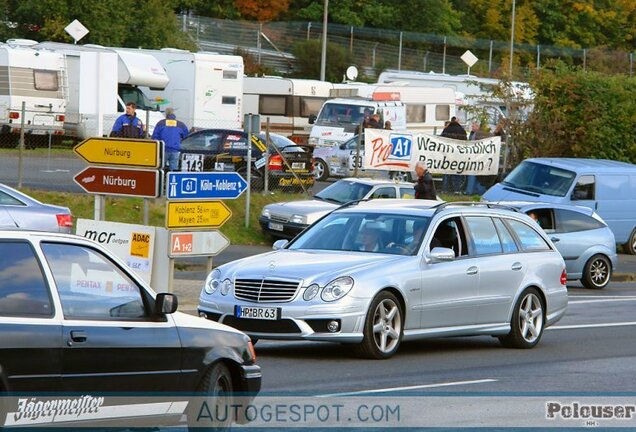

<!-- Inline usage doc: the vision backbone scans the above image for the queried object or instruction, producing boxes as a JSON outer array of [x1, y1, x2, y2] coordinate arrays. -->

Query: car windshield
[[314, 180, 373, 204], [288, 212, 431, 255], [501, 161, 576, 197], [315, 103, 374, 126], [259, 133, 306, 153]]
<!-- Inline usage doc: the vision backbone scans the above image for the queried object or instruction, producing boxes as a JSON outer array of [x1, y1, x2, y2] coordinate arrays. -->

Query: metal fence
[[181, 15, 636, 79]]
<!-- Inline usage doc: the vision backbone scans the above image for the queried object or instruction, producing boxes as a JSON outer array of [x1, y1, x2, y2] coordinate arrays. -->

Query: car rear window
[[0, 241, 53, 317], [506, 219, 551, 251]]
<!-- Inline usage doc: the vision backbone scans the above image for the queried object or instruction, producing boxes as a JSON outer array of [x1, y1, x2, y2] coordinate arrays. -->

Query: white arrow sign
[[169, 230, 230, 257]]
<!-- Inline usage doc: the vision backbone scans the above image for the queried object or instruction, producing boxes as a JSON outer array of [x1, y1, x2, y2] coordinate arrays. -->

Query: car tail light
[[56, 114, 65, 122], [8, 112, 19, 119], [56, 214, 73, 228], [560, 268, 567, 286], [268, 154, 283, 171]]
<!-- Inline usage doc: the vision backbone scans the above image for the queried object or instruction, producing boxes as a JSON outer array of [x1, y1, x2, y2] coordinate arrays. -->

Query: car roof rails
[[432, 201, 520, 216]]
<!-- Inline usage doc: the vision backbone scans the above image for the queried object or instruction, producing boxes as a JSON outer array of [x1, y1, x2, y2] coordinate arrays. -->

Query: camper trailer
[[243, 77, 335, 143], [0, 42, 66, 145], [307, 84, 456, 147], [34, 42, 169, 140], [377, 70, 532, 128], [116, 48, 244, 131]]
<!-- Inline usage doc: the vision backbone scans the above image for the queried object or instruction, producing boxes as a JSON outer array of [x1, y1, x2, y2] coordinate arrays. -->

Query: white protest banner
[[364, 129, 501, 175]]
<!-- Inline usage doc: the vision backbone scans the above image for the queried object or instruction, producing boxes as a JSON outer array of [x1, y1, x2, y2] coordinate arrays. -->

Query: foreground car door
[[41, 242, 183, 392], [0, 240, 61, 391]]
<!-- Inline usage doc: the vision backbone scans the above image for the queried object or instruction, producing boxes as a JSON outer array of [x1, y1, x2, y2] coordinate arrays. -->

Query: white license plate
[[268, 222, 284, 231], [235, 305, 280, 320], [292, 162, 305, 170], [180, 154, 204, 172]]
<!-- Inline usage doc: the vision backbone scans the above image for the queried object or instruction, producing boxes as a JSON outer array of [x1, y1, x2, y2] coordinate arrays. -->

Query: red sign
[[171, 233, 193, 255], [372, 91, 401, 101], [74, 166, 161, 198]]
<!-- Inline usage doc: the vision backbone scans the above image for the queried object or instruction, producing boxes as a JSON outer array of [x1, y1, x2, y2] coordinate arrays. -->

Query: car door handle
[[550, 237, 560, 243], [466, 266, 478, 275], [70, 330, 87, 343], [511, 262, 523, 271]]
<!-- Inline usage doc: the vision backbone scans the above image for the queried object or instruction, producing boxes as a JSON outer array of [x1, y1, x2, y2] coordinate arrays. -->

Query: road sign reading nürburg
[[74, 137, 162, 168], [74, 166, 161, 198]]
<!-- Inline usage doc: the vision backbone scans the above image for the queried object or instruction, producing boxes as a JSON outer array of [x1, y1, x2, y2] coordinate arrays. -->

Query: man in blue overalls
[[111, 102, 145, 138], [152, 108, 189, 171]]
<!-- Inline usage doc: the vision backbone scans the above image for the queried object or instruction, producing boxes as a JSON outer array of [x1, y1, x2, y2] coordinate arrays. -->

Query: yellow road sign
[[74, 137, 162, 168], [166, 201, 232, 229]]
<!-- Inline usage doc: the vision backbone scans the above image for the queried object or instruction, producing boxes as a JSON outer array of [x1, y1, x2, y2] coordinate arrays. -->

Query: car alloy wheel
[[355, 291, 403, 359], [313, 159, 328, 181], [499, 288, 544, 349], [581, 254, 611, 289], [188, 363, 233, 431], [628, 229, 636, 255]]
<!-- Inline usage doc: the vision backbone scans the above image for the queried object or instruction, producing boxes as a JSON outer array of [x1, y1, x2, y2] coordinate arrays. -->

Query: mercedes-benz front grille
[[234, 278, 301, 303]]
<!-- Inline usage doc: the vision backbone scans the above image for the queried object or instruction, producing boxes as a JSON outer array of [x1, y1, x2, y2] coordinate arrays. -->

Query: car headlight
[[321, 276, 354, 302], [290, 214, 306, 224], [261, 208, 271, 218], [204, 269, 222, 295], [220, 278, 233, 296], [303, 284, 320, 301]]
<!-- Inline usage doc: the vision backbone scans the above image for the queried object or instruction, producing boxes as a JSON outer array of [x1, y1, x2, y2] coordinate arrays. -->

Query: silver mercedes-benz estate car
[[199, 200, 568, 359]]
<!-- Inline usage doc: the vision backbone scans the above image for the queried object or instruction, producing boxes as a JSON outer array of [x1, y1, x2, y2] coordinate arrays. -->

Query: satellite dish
[[346, 66, 358, 81]]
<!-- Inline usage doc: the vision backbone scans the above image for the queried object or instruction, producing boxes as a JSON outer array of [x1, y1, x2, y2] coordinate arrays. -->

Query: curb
[[612, 273, 636, 283]]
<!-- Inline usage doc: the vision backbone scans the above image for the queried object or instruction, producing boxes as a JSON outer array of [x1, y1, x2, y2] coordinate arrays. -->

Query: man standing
[[111, 102, 144, 138], [152, 108, 189, 171], [441, 116, 467, 193], [414, 161, 437, 200]]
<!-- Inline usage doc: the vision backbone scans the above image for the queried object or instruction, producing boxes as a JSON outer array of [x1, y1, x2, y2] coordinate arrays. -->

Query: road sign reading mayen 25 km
[[74, 166, 161, 198], [166, 172, 248, 200], [74, 137, 162, 168], [166, 201, 232, 229]]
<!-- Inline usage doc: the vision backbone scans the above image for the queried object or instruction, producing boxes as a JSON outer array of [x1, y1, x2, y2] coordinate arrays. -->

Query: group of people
[[110, 102, 189, 171]]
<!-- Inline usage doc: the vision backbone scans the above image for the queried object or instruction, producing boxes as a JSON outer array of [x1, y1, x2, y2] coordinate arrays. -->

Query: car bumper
[[198, 297, 368, 343], [239, 364, 262, 394], [258, 216, 307, 239]]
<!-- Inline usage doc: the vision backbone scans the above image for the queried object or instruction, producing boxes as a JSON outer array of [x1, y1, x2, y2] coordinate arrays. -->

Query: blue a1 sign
[[166, 172, 248, 200]]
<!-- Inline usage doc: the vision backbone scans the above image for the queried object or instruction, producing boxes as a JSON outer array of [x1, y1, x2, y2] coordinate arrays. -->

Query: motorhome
[[307, 84, 456, 147], [124, 48, 244, 131], [377, 70, 532, 128], [34, 42, 169, 140], [243, 77, 335, 143], [0, 41, 66, 145]]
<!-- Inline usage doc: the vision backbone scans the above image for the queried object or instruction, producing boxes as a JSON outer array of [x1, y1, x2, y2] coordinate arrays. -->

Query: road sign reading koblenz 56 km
[[166, 172, 248, 200], [74, 137, 162, 168]]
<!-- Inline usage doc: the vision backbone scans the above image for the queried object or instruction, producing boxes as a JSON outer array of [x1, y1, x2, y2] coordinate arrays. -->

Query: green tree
[[291, 39, 348, 82]]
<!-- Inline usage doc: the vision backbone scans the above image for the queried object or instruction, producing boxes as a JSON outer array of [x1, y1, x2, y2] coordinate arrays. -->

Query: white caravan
[[0, 42, 66, 143], [308, 84, 456, 147], [35, 42, 169, 140], [118, 48, 244, 131], [377, 70, 531, 128], [243, 77, 334, 143]]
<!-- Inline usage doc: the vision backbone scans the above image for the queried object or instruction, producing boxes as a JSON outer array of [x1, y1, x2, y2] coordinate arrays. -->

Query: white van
[[482, 158, 636, 254]]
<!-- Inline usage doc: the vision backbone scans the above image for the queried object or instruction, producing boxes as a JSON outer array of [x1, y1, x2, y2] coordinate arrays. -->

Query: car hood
[[221, 249, 404, 285], [265, 199, 339, 221], [171, 310, 245, 336]]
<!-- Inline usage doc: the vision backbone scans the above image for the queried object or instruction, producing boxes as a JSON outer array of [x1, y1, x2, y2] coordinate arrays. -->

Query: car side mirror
[[273, 239, 289, 250], [308, 114, 316, 124], [429, 247, 455, 262], [155, 293, 178, 315]]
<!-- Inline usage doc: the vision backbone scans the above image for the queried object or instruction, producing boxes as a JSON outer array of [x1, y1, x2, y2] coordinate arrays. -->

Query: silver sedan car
[[0, 183, 73, 233], [200, 200, 568, 359]]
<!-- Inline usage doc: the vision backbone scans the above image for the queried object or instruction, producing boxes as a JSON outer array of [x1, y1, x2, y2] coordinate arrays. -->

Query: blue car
[[501, 201, 617, 289]]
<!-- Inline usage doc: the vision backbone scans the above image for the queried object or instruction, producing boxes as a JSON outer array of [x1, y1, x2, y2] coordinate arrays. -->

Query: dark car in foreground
[[0, 230, 260, 429], [0, 183, 73, 233], [180, 129, 314, 190]]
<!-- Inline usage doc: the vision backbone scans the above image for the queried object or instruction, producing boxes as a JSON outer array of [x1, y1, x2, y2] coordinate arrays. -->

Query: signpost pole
[[168, 258, 174, 293], [245, 114, 252, 228]]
